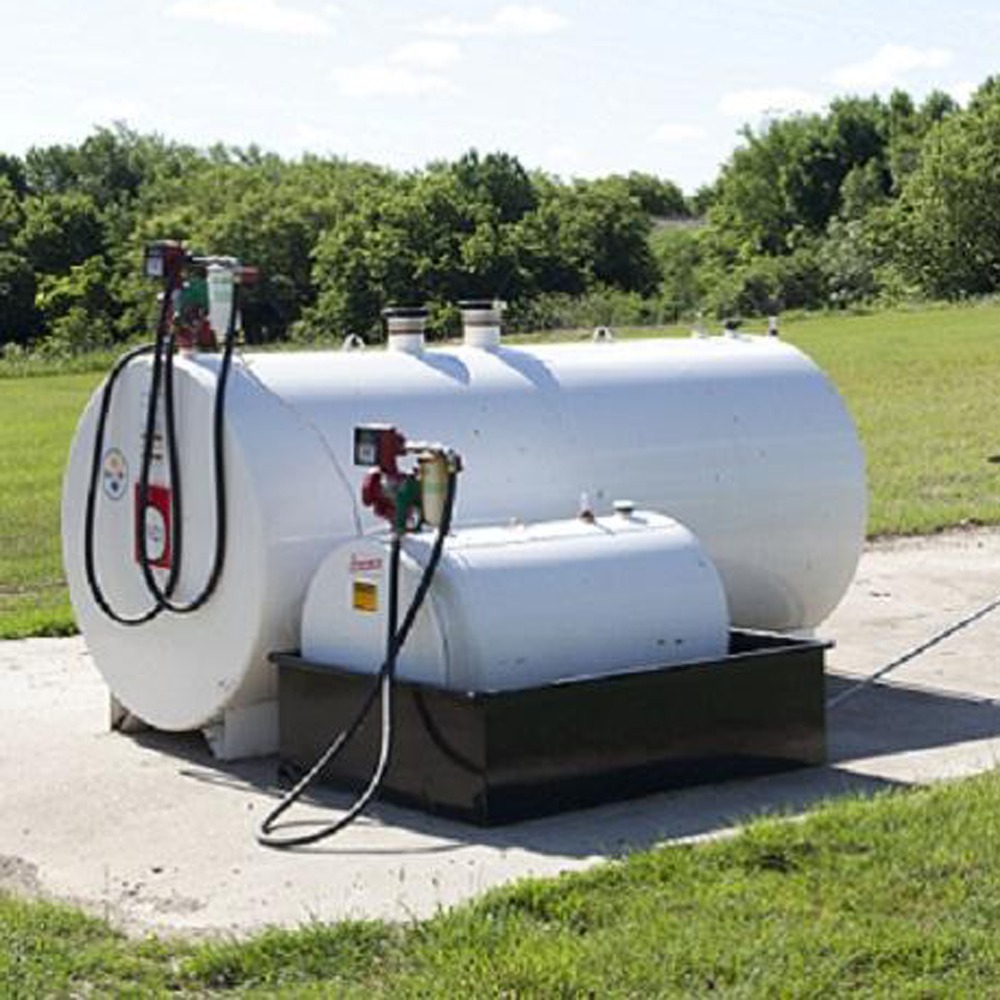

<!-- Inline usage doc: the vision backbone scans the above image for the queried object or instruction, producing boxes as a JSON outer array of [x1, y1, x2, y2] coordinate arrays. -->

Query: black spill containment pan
[[271, 629, 828, 825]]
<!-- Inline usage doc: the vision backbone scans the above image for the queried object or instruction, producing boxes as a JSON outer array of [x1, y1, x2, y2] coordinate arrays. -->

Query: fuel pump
[[257, 426, 461, 849], [83, 242, 257, 625]]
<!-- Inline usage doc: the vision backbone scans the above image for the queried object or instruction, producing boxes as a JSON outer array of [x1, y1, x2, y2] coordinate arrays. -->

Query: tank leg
[[202, 700, 278, 760], [109, 694, 151, 734]]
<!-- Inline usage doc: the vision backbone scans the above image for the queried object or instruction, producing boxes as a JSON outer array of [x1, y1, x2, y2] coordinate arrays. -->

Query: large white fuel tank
[[61, 334, 866, 737], [301, 510, 730, 690]]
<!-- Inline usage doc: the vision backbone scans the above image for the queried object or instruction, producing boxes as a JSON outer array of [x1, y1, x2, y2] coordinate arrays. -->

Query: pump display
[[62, 248, 866, 800]]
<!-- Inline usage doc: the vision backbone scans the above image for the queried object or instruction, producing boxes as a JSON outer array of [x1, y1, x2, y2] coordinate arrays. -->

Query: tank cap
[[459, 299, 504, 349], [383, 305, 427, 354], [613, 499, 636, 519], [382, 305, 428, 319]]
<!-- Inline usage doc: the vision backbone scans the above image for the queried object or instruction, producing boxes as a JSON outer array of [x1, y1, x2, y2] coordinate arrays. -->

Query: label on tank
[[101, 448, 128, 501], [134, 483, 172, 569], [352, 580, 378, 613], [350, 554, 382, 573]]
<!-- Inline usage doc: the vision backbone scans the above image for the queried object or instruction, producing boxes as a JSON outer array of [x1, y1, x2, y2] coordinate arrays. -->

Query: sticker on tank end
[[352, 580, 378, 613], [134, 483, 172, 569], [350, 554, 383, 574], [101, 448, 129, 501]]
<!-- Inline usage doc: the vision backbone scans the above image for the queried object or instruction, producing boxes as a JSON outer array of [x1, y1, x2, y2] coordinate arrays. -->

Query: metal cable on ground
[[826, 591, 1000, 710], [257, 470, 458, 849]]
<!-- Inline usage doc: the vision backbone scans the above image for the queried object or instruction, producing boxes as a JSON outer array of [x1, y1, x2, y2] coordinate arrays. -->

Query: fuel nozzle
[[354, 424, 461, 534], [414, 446, 462, 528], [143, 242, 259, 353]]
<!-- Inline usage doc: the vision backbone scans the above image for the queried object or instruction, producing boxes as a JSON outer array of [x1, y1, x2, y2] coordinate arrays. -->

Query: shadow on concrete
[[825, 673, 1000, 763], [132, 675, 1000, 860]]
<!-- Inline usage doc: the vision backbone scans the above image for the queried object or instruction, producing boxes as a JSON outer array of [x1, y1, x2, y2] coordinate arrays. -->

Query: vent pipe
[[459, 299, 503, 350], [382, 306, 427, 354]]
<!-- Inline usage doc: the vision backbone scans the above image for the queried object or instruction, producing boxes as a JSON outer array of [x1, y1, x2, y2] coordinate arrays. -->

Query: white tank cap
[[383, 305, 427, 354], [613, 499, 636, 518], [459, 299, 504, 349]]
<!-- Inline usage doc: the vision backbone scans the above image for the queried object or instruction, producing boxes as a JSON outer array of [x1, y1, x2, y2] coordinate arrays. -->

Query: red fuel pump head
[[353, 425, 461, 535]]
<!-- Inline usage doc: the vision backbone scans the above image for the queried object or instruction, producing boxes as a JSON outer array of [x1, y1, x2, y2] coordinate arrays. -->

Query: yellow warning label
[[353, 580, 378, 613]]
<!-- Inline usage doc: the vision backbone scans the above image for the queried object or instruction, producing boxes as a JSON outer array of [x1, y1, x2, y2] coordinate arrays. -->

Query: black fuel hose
[[83, 272, 237, 624], [83, 341, 163, 625], [136, 285, 238, 614], [83, 267, 180, 626], [256, 469, 458, 849]]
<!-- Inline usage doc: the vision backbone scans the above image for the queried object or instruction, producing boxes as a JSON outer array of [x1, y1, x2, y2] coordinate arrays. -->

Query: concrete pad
[[1, 529, 999, 937]]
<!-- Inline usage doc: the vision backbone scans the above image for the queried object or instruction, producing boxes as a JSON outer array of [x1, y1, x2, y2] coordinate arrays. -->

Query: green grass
[[784, 305, 1000, 536], [4, 771, 1000, 995], [4, 301, 1000, 635], [3, 305, 1000, 991], [0, 372, 101, 637]]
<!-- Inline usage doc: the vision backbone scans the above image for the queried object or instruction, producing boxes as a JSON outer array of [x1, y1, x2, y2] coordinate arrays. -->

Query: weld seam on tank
[[238, 355, 363, 536]]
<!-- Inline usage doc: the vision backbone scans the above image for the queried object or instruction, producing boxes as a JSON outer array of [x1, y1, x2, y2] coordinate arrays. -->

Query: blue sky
[[2, 0, 997, 191]]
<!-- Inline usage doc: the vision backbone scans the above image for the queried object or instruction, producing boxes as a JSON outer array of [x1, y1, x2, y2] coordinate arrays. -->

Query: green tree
[[0, 177, 24, 246], [651, 224, 702, 316], [35, 256, 114, 351], [16, 191, 104, 274], [450, 150, 537, 223], [0, 251, 37, 344], [621, 172, 688, 217], [0, 154, 26, 198], [888, 78, 1000, 297]]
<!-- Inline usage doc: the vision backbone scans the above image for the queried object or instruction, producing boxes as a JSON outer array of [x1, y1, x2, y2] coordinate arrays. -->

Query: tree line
[[2, 75, 1000, 352]]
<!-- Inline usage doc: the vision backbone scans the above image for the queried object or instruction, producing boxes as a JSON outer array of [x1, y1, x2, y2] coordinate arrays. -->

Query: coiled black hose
[[83, 270, 237, 624], [257, 469, 458, 849]]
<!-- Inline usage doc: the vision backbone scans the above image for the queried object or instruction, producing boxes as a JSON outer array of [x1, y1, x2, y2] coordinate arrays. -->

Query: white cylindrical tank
[[301, 510, 730, 690], [61, 334, 866, 735]]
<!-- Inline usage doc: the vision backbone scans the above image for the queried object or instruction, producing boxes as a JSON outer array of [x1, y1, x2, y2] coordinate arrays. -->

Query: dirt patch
[[0, 854, 42, 895]]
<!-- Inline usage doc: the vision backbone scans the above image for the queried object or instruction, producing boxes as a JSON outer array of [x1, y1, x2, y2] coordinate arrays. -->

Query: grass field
[[3, 770, 1000, 995], [2, 305, 1000, 992], [0, 372, 101, 638], [4, 301, 1000, 637]]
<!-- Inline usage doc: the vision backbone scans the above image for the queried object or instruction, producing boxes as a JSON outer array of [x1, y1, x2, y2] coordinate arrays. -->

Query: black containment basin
[[271, 630, 828, 825]]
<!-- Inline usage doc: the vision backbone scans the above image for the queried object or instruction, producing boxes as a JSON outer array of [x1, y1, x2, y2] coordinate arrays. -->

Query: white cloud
[[333, 39, 461, 98], [391, 40, 461, 70], [79, 98, 150, 122], [332, 63, 449, 97], [293, 122, 340, 148], [652, 123, 707, 144], [832, 45, 953, 90], [718, 88, 823, 118], [492, 5, 567, 34], [947, 79, 977, 106], [543, 143, 584, 177], [167, 0, 332, 36], [420, 5, 567, 38]]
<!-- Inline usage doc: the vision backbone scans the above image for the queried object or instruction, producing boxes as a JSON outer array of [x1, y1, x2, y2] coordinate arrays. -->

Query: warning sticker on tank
[[350, 554, 383, 574], [353, 580, 378, 613], [134, 483, 172, 569], [101, 448, 129, 501]]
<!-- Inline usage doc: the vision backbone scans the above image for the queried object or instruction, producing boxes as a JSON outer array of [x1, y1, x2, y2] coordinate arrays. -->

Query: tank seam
[[238, 354, 363, 536]]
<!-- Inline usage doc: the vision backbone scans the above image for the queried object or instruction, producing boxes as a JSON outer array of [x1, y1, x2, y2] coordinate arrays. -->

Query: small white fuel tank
[[301, 510, 730, 691]]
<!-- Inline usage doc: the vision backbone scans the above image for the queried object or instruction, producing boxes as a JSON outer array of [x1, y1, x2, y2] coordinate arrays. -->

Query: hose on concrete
[[826, 591, 1000, 710], [256, 469, 458, 849]]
